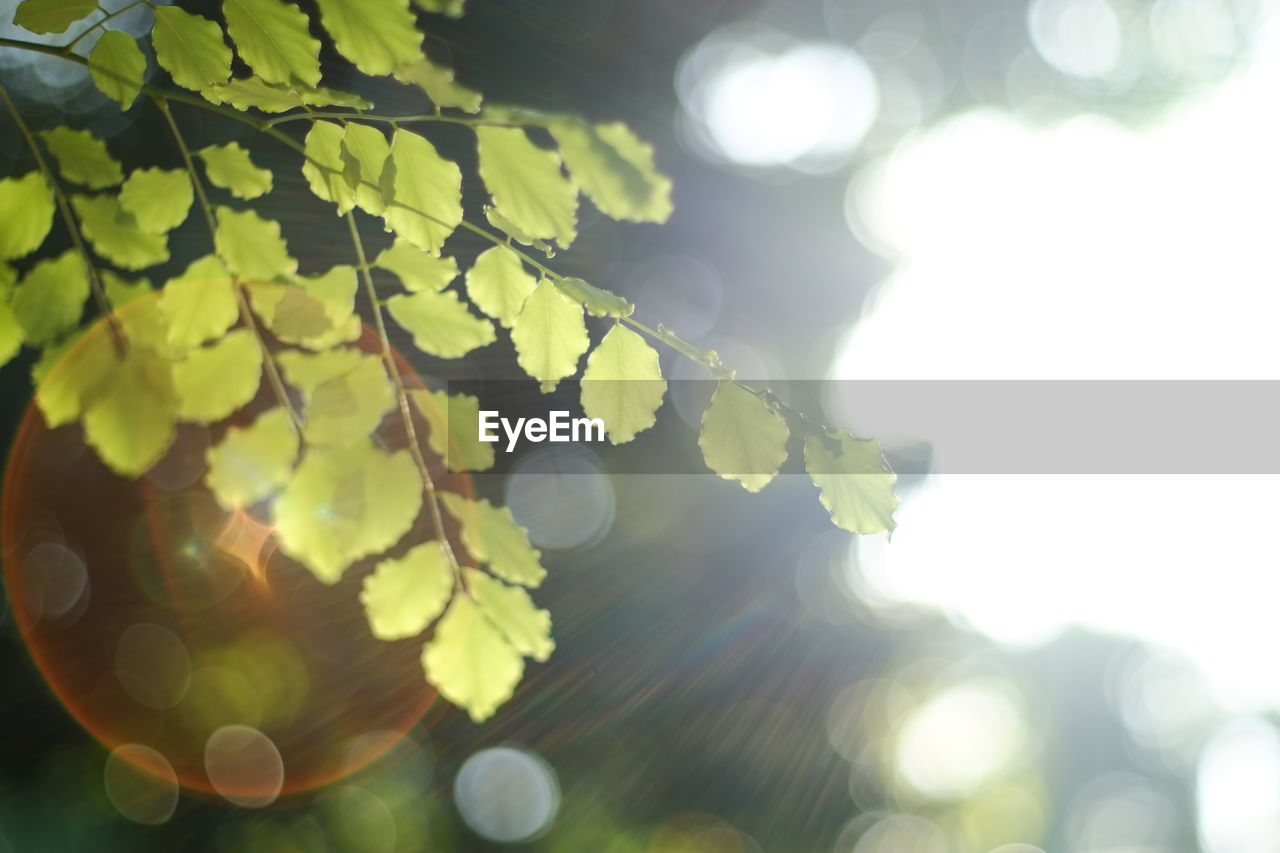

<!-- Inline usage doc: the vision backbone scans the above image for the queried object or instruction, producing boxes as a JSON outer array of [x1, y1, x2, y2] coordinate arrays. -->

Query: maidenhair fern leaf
[[465, 569, 553, 661], [222, 0, 322, 87], [13, 0, 96, 34], [171, 329, 263, 423], [386, 290, 495, 359], [408, 388, 495, 472], [39, 127, 122, 188], [119, 168, 193, 235], [465, 245, 536, 328], [11, 250, 89, 346], [360, 541, 453, 640], [0, 172, 55, 261], [580, 324, 666, 444], [383, 129, 462, 255], [421, 595, 523, 723], [699, 381, 789, 493], [440, 492, 545, 587], [88, 30, 145, 109], [475, 126, 577, 249], [205, 407, 298, 510], [214, 207, 296, 281], [510, 278, 588, 387], [151, 7, 233, 92], [315, 0, 422, 77], [71, 194, 170, 270], [198, 142, 273, 200], [803, 431, 899, 535]]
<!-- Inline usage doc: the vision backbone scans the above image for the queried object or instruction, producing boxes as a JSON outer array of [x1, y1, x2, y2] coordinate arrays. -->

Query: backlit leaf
[[119, 168, 193, 234], [249, 269, 358, 349], [412, 0, 465, 18], [101, 270, 150, 308], [13, 0, 96, 34], [408, 388, 494, 472], [172, 329, 263, 422], [71, 193, 170, 270], [392, 57, 481, 112], [383, 129, 462, 255], [510, 278, 588, 386], [198, 142, 273, 200], [83, 347, 177, 477], [316, 0, 421, 77], [39, 127, 122, 188], [0, 172, 55, 260], [159, 255, 237, 351], [699, 381, 789, 493], [465, 245, 535, 327], [276, 347, 367, 395], [476, 127, 576, 249], [374, 239, 458, 292], [301, 121, 354, 214], [32, 324, 117, 428], [580, 324, 666, 444], [550, 119, 673, 223], [0, 303, 22, 368], [273, 441, 423, 584], [152, 6, 232, 91], [421, 595, 522, 723], [205, 407, 298, 510], [340, 123, 391, 215], [214, 207, 296, 281], [465, 569, 553, 662], [386, 290, 495, 359], [440, 492, 544, 587], [88, 30, 145, 108], [557, 276, 632, 318], [202, 77, 370, 113], [303, 354, 393, 446], [11, 249, 88, 345], [803, 431, 899, 535], [360, 541, 453, 640], [223, 0, 322, 87]]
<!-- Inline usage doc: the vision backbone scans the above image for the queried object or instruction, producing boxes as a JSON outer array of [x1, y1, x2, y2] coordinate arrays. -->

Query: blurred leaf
[[32, 325, 117, 428], [392, 57, 481, 112], [476, 127, 576, 248], [581, 324, 665, 444], [360, 540, 453, 640], [441, 492, 544, 587], [223, 0, 322, 87], [11, 249, 88, 345], [465, 245, 535, 327], [340, 123, 391, 215], [13, 0, 96, 34], [803, 431, 898, 535], [465, 568, 553, 661], [101, 269, 150, 308], [39, 127, 122, 188], [152, 6, 232, 91], [172, 329, 263, 422], [303, 354, 393, 446], [510, 278, 587, 386], [71, 193, 169, 269], [0, 172, 55, 261], [316, 0, 421, 77], [276, 347, 367, 395], [699, 381, 789, 493], [483, 205, 555, 256], [215, 206, 296, 280], [408, 388, 494, 472], [119, 168, 193, 234], [550, 119, 673, 223], [159, 255, 237, 351], [83, 347, 176, 477], [374, 239, 457, 292], [198, 142, 273, 200], [0, 303, 22, 368], [88, 30, 145, 108], [301, 120, 354, 214], [557, 276, 632, 318], [421, 595, 522, 723], [386, 289, 495, 359], [205, 407, 298, 510], [412, 0, 465, 18], [382, 129, 462, 255], [203, 76, 370, 112]]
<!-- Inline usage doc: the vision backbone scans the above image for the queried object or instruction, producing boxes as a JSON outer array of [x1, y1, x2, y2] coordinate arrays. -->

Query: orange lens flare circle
[[2, 304, 468, 803]]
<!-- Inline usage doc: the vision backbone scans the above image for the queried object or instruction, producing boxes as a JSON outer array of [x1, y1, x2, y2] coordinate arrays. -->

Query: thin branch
[[65, 0, 150, 52]]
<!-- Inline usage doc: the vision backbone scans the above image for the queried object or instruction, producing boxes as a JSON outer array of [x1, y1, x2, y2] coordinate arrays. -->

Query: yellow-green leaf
[[408, 389, 494, 472], [580, 324, 666, 444], [698, 381, 789, 493], [172, 329, 263, 423], [476, 126, 577, 249], [119, 168, 193, 234], [32, 324, 118, 428], [223, 0, 322, 87], [340, 123, 392, 215], [0, 172, 55, 260], [83, 347, 177, 477], [549, 119, 673, 223], [374, 239, 458, 293], [205, 407, 298, 510], [198, 142, 272, 200], [13, 0, 96, 34], [215, 207, 296, 281], [557, 276, 632, 318], [316, 0, 421, 77], [71, 193, 169, 270], [412, 0, 465, 18], [465, 569, 553, 662], [39, 127, 122, 188], [159, 255, 237, 351], [803, 431, 899, 535], [276, 348, 363, 396], [360, 541, 453, 640], [202, 77, 370, 113], [303, 354, 393, 446], [152, 6, 232, 91], [510, 278, 588, 386], [11, 250, 88, 345], [88, 30, 145, 108], [301, 120, 354, 214], [386, 290, 495, 359], [101, 269, 150, 308], [440, 493, 544, 587], [273, 441, 423, 584], [421, 595, 522, 723], [465, 245, 535, 327], [383, 129, 462, 255], [392, 57, 481, 112], [0, 303, 23, 368], [248, 270, 358, 350]]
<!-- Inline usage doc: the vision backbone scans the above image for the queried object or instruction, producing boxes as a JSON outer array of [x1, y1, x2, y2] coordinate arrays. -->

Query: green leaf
[[360, 541, 453, 640], [557, 276, 632, 318], [465, 569, 553, 662], [475, 127, 577, 249], [412, 0, 465, 18], [119, 168, 193, 234], [39, 127, 122, 189], [277, 347, 366, 395], [202, 77, 371, 113], [32, 324, 118, 428], [101, 269, 150, 308], [374, 239, 458, 293], [13, 0, 96, 34], [316, 0, 421, 77], [198, 142, 273, 200], [11, 250, 88, 345], [580, 325, 666, 444], [214, 207, 296, 281], [88, 30, 145, 109], [510, 278, 588, 386], [0, 172, 55, 260], [421, 595, 523, 723], [301, 121, 354, 214], [383, 129, 462, 255], [83, 347, 177, 477], [159, 255, 237, 351], [223, 0, 322, 87], [303, 354, 393, 446], [803, 431, 899, 535], [483, 206, 555, 256], [465, 245, 535, 328], [152, 6, 233, 91], [392, 57, 481, 112], [205, 407, 298, 510], [273, 441, 423, 584], [0, 303, 23, 369], [440, 493, 544, 587], [408, 389, 494, 472], [71, 194, 170, 270], [172, 329, 263, 423], [386, 290, 495, 359], [698, 381, 789, 493], [550, 119, 673, 223], [248, 270, 359, 349], [0, 263, 12, 300], [340, 123, 392, 215]]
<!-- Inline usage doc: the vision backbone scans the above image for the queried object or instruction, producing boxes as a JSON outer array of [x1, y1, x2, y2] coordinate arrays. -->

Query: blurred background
[[3, 0, 1280, 850]]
